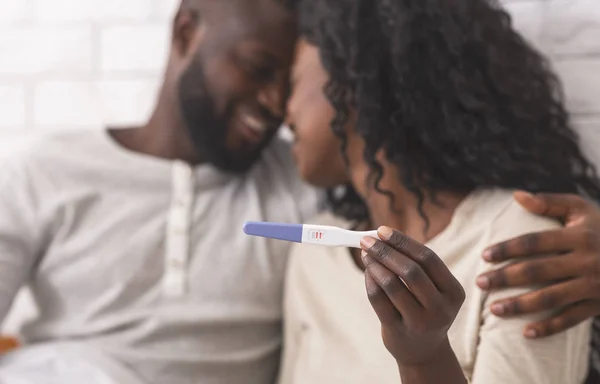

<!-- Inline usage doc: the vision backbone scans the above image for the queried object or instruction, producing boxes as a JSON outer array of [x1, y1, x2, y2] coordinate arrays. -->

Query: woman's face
[[285, 39, 349, 188]]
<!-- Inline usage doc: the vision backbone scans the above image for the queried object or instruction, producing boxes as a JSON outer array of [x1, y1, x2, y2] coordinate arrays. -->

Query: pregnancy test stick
[[243, 221, 380, 248]]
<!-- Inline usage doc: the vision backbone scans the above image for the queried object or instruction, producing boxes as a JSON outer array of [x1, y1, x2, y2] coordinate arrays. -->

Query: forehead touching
[[292, 40, 326, 88]]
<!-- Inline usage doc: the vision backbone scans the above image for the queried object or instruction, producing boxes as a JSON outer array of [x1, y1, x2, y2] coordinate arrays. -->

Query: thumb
[[513, 191, 547, 215], [513, 191, 585, 221]]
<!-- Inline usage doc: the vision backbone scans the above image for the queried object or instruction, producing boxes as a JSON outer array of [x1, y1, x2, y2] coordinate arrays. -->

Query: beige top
[[278, 189, 591, 384]]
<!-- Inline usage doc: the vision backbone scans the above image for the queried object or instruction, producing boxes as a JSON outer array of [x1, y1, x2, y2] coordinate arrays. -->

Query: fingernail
[[361, 250, 368, 262], [491, 303, 505, 315], [482, 249, 494, 262], [476, 276, 491, 290], [514, 191, 544, 211], [515, 191, 535, 200], [378, 226, 393, 241], [524, 328, 538, 339], [360, 236, 376, 249]]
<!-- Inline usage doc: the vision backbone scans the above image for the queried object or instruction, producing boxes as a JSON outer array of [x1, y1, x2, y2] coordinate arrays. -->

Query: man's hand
[[476, 191, 600, 338]]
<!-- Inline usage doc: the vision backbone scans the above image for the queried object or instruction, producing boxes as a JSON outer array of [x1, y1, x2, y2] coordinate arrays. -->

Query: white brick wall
[[0, 0, 180, 334], [0, 0, 180, 154]]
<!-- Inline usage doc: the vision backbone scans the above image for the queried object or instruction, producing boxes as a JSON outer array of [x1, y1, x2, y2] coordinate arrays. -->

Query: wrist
[[397, 338, 455, 368], [397, 339, 467, 384]]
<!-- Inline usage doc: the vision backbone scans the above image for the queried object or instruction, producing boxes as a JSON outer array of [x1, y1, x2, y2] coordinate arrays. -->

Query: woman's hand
[[476, 192, 600, 338], [360, 226, 466, 367]]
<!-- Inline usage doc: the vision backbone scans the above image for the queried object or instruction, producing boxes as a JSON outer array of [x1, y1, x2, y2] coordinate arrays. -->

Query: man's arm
[[476, 191, 600, 338], [0, 159, 44, 323]]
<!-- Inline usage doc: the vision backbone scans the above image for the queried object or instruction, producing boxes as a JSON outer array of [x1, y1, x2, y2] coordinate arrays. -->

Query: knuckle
[[518, 262, 544, 283], [362, 254, 376, 267], [447, 279, 466, 304], [454, 284, 467, 304], [534, 323, 549, 337], [518, 234, 540, 255], [400, 264, 422, 284], [380, 274, 401, 293], [373, 243, 394, 263], [416, 247, 439, 266], [504, 299, 523, 314], [488, 269, 508, 288], [390, 231, 410, 250], [366, 282, 384, 301], [550, 316, 571, 334], [491, 242, 508, 261], [539, 292, 560, 310]]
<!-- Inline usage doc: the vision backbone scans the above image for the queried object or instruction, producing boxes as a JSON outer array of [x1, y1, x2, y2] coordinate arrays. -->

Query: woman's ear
[[172, 9, 200, 57]]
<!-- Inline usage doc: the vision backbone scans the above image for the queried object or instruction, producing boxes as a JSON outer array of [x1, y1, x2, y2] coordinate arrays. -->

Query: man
[[0, 1, 318, 383]]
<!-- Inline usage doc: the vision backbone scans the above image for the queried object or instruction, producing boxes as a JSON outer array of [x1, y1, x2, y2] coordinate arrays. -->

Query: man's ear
[[172, 9, 201, 56]]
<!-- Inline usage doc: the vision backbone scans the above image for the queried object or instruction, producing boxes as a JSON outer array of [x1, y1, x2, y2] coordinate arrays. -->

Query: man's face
[[176, 1, 297, 173]]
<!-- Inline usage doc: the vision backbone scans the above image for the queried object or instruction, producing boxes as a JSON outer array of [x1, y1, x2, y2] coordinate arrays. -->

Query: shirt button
[[172, 227, 187, 236], [175, 196, 191, 207], [169, 259, 185, 269]]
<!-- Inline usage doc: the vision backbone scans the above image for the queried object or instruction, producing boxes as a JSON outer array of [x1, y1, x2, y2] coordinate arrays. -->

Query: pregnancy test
[[243, 221, 380, 248]]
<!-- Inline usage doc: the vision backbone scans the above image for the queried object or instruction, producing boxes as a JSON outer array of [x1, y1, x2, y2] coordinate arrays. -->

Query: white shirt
[[279, 189, 591, 384], [0, 129, 320, 384]]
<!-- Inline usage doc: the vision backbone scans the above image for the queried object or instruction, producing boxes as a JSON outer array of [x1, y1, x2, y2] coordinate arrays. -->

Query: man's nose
[[257, 78, 289, 118]]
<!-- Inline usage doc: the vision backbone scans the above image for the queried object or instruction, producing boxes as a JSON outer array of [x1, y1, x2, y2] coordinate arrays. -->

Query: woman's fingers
[[375, 227, 463, 299], [364, 267, 403, 325], [361, 237, 443, 308], [363, 254, 421, 317]]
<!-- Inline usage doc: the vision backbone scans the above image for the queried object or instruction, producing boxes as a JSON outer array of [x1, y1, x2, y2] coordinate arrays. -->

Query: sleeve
[[471, 202, 591, 384], [0, 158, 44, 323]]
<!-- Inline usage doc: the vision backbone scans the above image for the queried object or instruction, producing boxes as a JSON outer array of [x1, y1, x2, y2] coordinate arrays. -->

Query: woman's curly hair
[[298, 0, 600, 225]]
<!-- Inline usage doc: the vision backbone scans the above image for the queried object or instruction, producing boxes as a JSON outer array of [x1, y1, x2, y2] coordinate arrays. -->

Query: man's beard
[[177, 60, 275, 173]]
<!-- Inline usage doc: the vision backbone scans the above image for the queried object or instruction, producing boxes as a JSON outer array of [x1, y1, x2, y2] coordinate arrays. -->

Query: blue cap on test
[[243, 222, 303, 243]]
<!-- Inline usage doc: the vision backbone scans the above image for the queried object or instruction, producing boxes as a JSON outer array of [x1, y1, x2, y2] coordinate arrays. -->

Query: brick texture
[[0, 0, 179, 153]]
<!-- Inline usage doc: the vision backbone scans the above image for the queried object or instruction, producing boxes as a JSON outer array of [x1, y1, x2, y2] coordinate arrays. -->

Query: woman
[[278, 0, 600, 383]]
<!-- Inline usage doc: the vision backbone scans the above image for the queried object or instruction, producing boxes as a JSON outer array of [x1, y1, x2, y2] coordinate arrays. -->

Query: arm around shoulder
[[472, 201, 591, 383]]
